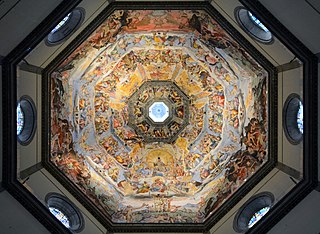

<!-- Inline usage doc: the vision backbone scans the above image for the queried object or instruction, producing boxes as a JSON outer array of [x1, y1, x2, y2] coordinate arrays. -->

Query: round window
[[50, 13, 71, 34], [49, 207, 70, 228], [46, 193, 84, 232], [16, 103, 24, 135], [46, 8, 85, 46], [283, 94, 303, 144], [235, 7, 273, 44], [17, 96, 37, 145], [233, 192, 274, 233], [297, 100, 303, 134], [248, 206, 270, 228]]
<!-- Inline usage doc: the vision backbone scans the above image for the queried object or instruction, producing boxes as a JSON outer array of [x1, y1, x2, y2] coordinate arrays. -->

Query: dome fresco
[[50, 9, 268, 224]]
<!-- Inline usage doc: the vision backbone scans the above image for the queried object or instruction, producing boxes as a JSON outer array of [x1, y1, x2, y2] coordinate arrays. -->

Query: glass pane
[[297, 101, 303, 134], [248, 12, 269, 33], [51, 13, 71, 33], [16, 103, 24, 135], [49, 207, 70, 228], [248, 206, 270, 228]]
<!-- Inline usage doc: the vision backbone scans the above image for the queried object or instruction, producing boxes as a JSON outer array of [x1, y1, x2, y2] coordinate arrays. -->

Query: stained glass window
[[16, 103, 24, 135], [49, 207, 70, 228], [248, 12, 269, 33], [248, 206, 270, 228], [51, 13, 71, 33], [297, 101, 303, 134]]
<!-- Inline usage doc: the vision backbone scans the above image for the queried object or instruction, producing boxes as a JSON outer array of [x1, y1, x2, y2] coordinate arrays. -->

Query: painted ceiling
[[50, 9, 268, 224]]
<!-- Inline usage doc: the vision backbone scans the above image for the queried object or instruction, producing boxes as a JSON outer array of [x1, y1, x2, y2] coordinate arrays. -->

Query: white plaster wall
[[26, 169, 107, 234], [16, 69, 40, 172], [281, 67, 304, 172], [0, 0, 62, 56], [211, 0, 296, 67], [260, 0, 320, 54], [25, 0, 110, 68], [268, 191, 320, 234], [209, 169, 296, 234], [0, 191, 50, 234]]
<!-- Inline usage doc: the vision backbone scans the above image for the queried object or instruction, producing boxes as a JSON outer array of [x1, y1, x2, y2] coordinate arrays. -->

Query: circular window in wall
[[235, 7, 273, 44], [233, 192, 274, 233], [248, 206, 270, 228], [50, 13, 71, 34], [297, 100, 303, 134], [17, 96, 37, 145], [46, 8, 85, 46], [283, 94, 303, 144], [16, 103, 24, 135], [49, 207, 70, 228], [45, 193, 84, 232]]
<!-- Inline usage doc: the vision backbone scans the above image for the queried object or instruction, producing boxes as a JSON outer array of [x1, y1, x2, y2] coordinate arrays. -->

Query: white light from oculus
[[149, 102, 169, 122]]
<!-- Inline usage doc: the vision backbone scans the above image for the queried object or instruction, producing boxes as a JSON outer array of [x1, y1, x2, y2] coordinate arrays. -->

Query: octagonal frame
[[128, 81, 190, 143], [1, 1, 316, 234]]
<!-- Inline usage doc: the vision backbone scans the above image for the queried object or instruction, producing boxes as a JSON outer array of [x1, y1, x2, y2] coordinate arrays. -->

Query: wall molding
[[19, 162, 43, 180], [0, 0, 21, 22], [19, 60, 43, 75], [315, 181, 320, 192], [276, 162, 301, 180], [276, 60, 302, 72], [0, 55, 4, 65], [0, 182, 6, 193], [305, 0, 320, 16], [315, 52, 320, 63]]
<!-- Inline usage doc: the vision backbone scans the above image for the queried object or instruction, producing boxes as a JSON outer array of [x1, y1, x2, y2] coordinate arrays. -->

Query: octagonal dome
[[47, 3, 271, 230]]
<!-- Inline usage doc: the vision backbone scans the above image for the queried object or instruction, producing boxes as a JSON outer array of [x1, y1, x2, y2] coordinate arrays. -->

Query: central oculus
[[128, 81, 190, 143], [149, 102, 169, 122]]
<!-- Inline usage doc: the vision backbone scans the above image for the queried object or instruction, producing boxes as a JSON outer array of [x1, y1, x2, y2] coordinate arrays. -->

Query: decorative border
[[42, 2, 277, 233], [240, 0, 318, 233]]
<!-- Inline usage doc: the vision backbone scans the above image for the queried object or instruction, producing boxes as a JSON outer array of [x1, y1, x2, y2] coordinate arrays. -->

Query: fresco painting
[[50, 9, 268, 223]]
